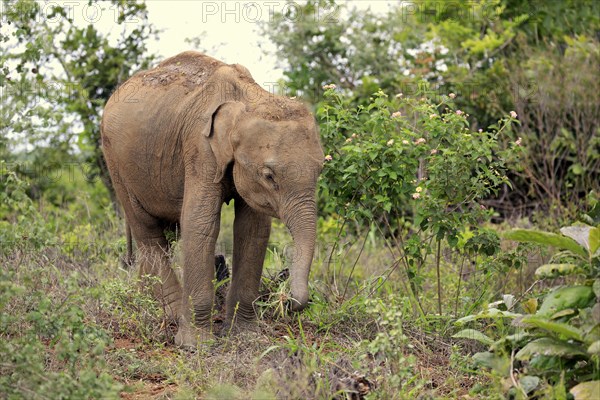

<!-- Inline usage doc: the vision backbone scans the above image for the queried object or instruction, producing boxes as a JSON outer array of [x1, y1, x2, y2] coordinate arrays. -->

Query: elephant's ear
[[206, 101, 246, 183]]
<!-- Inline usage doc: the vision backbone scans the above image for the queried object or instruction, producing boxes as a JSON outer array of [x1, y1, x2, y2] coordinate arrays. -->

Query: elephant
[[101, 51, 324, 347]]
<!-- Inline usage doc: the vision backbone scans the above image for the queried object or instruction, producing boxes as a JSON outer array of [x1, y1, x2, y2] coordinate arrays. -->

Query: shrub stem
[[436, 239, 442, 315]]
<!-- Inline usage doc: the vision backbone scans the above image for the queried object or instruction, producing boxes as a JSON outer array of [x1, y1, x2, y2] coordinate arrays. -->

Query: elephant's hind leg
[[136, 234, 182, 322], [123, 197, 183, 322]]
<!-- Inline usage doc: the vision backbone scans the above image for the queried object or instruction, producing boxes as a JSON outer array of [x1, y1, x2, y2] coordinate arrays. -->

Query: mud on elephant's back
[[140, 52, 225, 89]]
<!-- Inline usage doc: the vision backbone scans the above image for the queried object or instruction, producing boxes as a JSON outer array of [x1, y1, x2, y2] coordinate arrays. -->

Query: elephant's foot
[[174, 324, 213, 349]]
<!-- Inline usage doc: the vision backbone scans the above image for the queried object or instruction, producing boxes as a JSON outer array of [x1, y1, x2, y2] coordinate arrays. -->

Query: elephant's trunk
[[282, 196, 317, 311]]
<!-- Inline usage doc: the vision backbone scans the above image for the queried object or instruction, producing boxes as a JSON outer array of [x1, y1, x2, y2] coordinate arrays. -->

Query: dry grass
[[0, 220, 501, 399]]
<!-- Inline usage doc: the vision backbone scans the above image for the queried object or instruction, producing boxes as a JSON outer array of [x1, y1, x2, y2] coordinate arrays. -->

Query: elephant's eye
[[261, 167, 279, 190]]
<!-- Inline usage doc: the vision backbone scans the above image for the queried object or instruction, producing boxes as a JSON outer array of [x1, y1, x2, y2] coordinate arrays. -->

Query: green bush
[[0, 270, 122, 398], [0, 167, 53, 251], [455, 221, 600, 398], [317, 84, 521, 315]]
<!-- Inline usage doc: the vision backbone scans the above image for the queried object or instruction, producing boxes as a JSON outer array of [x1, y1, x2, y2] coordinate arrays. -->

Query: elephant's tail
[[122, 223, 135, 268]]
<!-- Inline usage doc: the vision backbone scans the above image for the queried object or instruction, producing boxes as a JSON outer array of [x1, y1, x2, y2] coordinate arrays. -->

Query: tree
[[263, 0, 600, 216], [1, 0, 156, 208]]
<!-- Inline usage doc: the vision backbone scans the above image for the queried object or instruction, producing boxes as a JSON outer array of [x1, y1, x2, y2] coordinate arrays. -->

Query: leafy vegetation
[[1, 0, 599, 398], [455, 221, 600, 398]]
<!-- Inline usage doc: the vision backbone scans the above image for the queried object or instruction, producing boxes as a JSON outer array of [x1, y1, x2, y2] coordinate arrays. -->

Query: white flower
[[455, 110, 464, 116], [416, 187, 422, 193], [429, 114, 437, 119], [387, 139, 394, 146], [515, 137, 522, 146], [391, 111, 402, 118], [449, 93, 456, 99], [345, 138, 352, 143], [395, 93, 403, 98], [478, 128, 483, 133], [324, 155, 333, 161], [402, 140, 410, 145], [322, 84, 337, 90], [414, 138, 426, 145], [351, 133, 358, 138], [412, 192, 421, 199], [510, 110, 518, 119], [430, 149, 438, 154]]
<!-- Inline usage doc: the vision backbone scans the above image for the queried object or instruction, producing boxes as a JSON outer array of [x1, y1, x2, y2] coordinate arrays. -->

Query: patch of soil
[[120, 382, 177, 400]]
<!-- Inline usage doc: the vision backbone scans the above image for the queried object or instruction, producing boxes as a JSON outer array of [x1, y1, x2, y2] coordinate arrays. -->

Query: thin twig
[[510, 348, 527, 398], [436, 239, 442, 316], [454, 256, 466, 317], [341, 231, 369, 302]]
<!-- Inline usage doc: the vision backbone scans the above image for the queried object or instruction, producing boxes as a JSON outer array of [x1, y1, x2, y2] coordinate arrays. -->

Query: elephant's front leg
[[227, 198, 271, 328], [175, 189, 222, 348]]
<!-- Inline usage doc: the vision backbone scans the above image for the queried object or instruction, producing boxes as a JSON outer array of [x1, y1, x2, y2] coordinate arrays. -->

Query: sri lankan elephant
[[101, 51, 324, 347]]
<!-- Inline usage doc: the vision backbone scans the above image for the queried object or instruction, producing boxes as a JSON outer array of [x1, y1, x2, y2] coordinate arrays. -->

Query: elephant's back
[[135, 51, 226, 90]]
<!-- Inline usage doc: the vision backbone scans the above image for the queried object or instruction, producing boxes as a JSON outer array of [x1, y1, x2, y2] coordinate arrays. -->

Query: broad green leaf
[[537, 286, 595, 317], [503, 229, 587, 258], [560, 225, 592, 253], [516, 338, 586, 360], [491, 332, 532, 351], [590, 227, 600, 255], [455, 308, 521, 325], [453, 329, 494, 346], [520, 376, 540, 394], [529, 355, 564, 372], [551, 309, 576, 319], [588, 341, 600, 354], [535, 263, 580, 278], [570, 381, 600, 400], [521, 315, 584, 341], [472, 351, 509, 374], [593, 279, 600, 299]]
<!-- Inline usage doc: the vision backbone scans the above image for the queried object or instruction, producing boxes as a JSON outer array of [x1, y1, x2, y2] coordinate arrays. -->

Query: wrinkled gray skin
[[101, 52, 324, 347]]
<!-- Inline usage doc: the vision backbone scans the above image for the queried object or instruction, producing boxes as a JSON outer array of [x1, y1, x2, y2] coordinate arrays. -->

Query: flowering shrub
[[317, 84, 522, 312], [318, 84, 520, 242]]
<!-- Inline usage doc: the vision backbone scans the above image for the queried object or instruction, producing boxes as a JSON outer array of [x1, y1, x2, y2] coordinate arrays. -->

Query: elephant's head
[[205, 101, 324, 310]]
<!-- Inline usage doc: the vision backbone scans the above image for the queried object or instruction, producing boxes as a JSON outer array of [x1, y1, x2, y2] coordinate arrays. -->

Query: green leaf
[[594, 279, 600, 299], [551, 309, 577, 319], [491, 332, 533, 351], [520, 376, 540, 394], [503, 229, 587, 258], [521, 315, 584, 341], [570, 381, 600, 400], [537, 286, 595, 317], [472, 351, 509, 374], [455, 308, 521, 325], [453, 329, 494, 346], [535, 264, 580, 278], [528, 355, 564, 372], [590, 227, 600, 255], [516, 338, 586, 360], [571, 163, 584, 175], [522, 298, 538, 314], [588, 341, 600, 354], [560, 226, 593, 254]]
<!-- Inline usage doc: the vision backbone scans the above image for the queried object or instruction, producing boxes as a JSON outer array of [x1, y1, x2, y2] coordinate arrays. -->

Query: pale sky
[[3, 1, 395, 85], [143, 1, 396, 88], [3, 1, 395, 150]]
